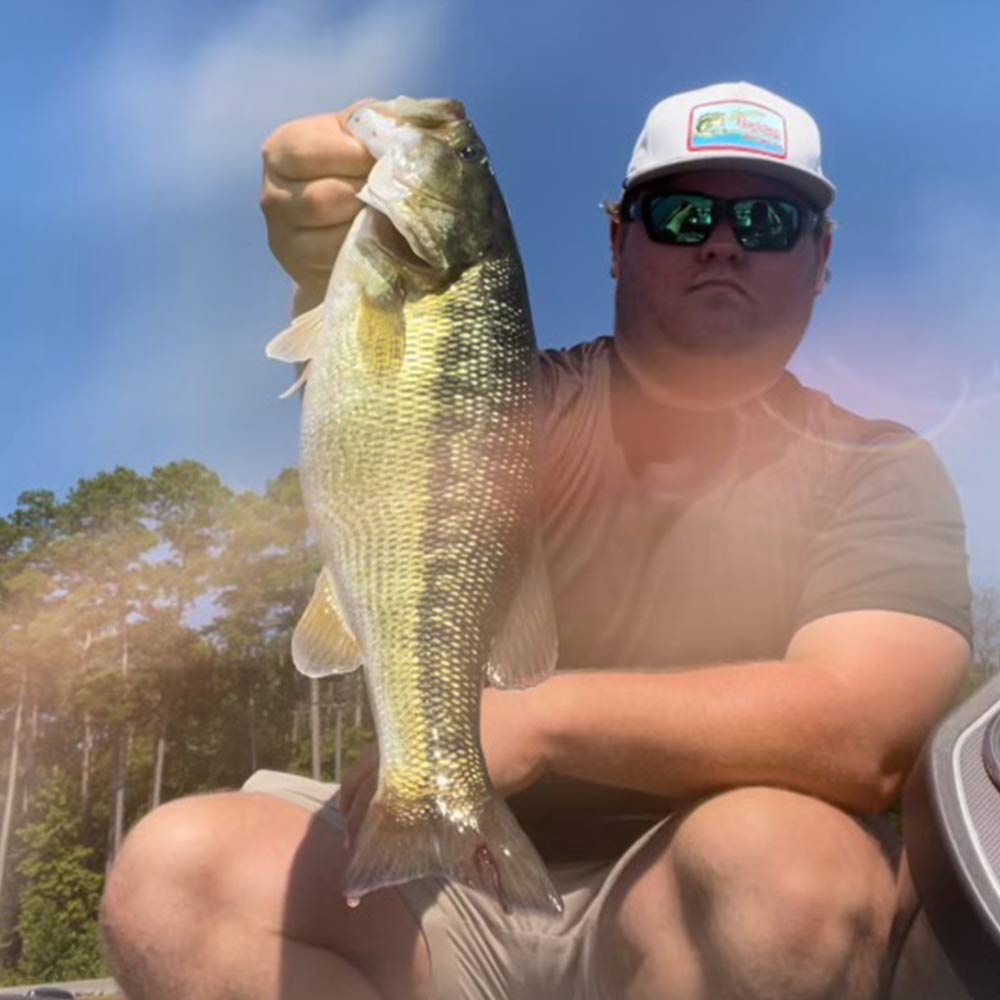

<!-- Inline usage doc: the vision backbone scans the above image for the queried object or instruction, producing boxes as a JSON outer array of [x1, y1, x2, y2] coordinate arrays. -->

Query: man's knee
[[598, 787, 896, 998], [100, 789, 432, 1000], [670, 787, 893, 949], [101, 793, 251, 955]]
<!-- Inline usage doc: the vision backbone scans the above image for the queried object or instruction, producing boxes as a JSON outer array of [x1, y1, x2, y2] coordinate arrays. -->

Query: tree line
[[0, 461, 370, 984], [0, 459, 997, 984]]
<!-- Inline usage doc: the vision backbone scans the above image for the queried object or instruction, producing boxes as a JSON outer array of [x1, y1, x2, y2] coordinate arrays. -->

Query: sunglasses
[[622, 189, 821, 252]]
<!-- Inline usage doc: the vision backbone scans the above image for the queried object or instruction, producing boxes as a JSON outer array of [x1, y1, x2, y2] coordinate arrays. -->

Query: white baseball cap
[[624, 82, 836, 209]]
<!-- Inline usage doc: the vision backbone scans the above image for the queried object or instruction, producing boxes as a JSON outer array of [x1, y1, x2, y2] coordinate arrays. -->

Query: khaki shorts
[[242, 769, 667, 1000], [242, 770, 901, 1000]]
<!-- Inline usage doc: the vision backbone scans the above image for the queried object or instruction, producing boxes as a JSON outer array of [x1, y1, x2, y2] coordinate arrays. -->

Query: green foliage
[[13, 773, 106, 982], [288, 716, 374, 782], [960, 657, 994, 700], [0, 460, 336, 984], [9, 491, 59, 548], [961, 585, 1000, 698]]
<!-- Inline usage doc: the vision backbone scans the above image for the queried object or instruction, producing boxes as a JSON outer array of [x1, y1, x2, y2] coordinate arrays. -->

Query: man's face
[[612, 169, 832, 409]]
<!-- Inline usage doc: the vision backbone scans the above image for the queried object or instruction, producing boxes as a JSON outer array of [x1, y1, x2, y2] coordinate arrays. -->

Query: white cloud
[[83, 0, 444, 200], [36, 1, 446, 519]]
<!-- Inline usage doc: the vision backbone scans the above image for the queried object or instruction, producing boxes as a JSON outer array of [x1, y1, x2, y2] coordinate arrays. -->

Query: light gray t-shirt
[[511, 336, 972, 861]]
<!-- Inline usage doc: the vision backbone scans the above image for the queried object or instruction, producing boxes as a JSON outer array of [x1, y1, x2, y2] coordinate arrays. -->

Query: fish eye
[[456, 144, 486, 164]]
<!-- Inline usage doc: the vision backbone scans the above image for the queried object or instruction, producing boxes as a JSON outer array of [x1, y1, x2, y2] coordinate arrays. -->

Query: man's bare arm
[[523, 610, 969, 814]]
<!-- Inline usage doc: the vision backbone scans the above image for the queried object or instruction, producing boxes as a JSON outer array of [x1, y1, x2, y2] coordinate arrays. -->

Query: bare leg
[[593, 787, 897, 1000], [100, 793, 432, 1000]]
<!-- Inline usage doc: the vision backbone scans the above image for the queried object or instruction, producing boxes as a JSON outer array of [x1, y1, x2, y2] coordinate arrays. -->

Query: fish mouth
[[349, 99, 467, 151], [362, 203, 441, 274], [350, 104, 460, 273], [358, 171, 460, 274]]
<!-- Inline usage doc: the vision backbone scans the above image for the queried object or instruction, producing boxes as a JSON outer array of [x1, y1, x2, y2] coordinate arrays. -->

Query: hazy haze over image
[[5, 0, 1000, 583]]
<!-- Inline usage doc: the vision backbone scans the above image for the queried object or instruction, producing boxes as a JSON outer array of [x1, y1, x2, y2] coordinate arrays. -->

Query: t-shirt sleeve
[[536, 342, 603, 431], [535, 340, 611, 509], [795, 429, 972, 643]]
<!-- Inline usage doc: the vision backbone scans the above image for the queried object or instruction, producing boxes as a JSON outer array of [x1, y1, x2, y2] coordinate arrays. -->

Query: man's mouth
[[687, 279, 752, 300]]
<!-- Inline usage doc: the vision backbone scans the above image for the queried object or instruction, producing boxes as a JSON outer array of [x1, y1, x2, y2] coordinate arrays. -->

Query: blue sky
[[5, 0, 1000, 584]]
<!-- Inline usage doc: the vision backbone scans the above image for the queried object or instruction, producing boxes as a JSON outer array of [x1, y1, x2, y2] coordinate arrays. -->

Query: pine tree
[[14, 772, 105, 982]]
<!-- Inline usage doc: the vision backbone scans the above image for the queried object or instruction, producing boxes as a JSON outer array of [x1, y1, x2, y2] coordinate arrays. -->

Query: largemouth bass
[[266, 97, 561, 914]]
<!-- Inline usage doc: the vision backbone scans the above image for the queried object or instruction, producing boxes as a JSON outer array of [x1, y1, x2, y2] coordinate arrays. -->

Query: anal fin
[[292, 567, 363, 678]]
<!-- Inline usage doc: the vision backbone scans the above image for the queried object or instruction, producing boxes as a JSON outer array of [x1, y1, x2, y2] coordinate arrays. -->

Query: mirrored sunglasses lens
[[732, 198, 800, 250], [647, 194, 715, 244]]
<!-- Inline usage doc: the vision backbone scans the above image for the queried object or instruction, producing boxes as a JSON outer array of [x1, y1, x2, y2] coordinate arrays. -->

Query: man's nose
[[696, 218, 745, 263]]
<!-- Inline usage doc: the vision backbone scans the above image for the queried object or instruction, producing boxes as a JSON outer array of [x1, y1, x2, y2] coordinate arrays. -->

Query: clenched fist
[[260, 102, 376, 313]]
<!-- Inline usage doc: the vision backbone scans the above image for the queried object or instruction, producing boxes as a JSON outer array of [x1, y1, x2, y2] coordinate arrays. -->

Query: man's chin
[[614, 324, 799, 409], [661, 324, 766, 356]]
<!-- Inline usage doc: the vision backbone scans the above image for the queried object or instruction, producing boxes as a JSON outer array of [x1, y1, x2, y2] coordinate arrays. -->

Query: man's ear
[[610, 216, 624, 280], [815, 227, 833, 295]]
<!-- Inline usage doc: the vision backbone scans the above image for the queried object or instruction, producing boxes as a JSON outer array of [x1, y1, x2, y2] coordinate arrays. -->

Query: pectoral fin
[[266, 304, 324, 362], [278, 361, 312, 400], [266, 305, 325, 397], [292, 567, 363, 678], [358, 289, 406, 376], [486, 537, 559, 689]]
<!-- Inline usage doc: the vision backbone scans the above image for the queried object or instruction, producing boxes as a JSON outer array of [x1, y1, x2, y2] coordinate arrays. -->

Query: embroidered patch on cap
[[687, 100, 787, 159]]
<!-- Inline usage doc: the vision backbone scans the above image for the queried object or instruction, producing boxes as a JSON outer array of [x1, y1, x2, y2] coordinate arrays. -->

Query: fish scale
[[307, 260, 528, 789], [268, 97, 561, 914]]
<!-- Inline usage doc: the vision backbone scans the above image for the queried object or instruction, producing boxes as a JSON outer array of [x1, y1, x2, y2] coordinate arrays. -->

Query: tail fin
[[343, 793, 563, 916]]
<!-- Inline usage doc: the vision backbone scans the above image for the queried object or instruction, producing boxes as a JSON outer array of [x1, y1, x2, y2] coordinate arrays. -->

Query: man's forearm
[[531, 610, 970, 815], [533, 661, 901, 814]]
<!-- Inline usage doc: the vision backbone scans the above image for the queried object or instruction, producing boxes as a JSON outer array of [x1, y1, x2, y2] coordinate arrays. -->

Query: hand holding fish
[[260, 102, 375, 308]]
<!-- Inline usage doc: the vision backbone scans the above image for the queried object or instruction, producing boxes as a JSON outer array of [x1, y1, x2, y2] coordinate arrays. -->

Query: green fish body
[[267, 98, 561, 915]]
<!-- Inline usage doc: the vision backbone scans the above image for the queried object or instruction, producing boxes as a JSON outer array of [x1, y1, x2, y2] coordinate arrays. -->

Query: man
[[100, 82, 972, 1000]]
